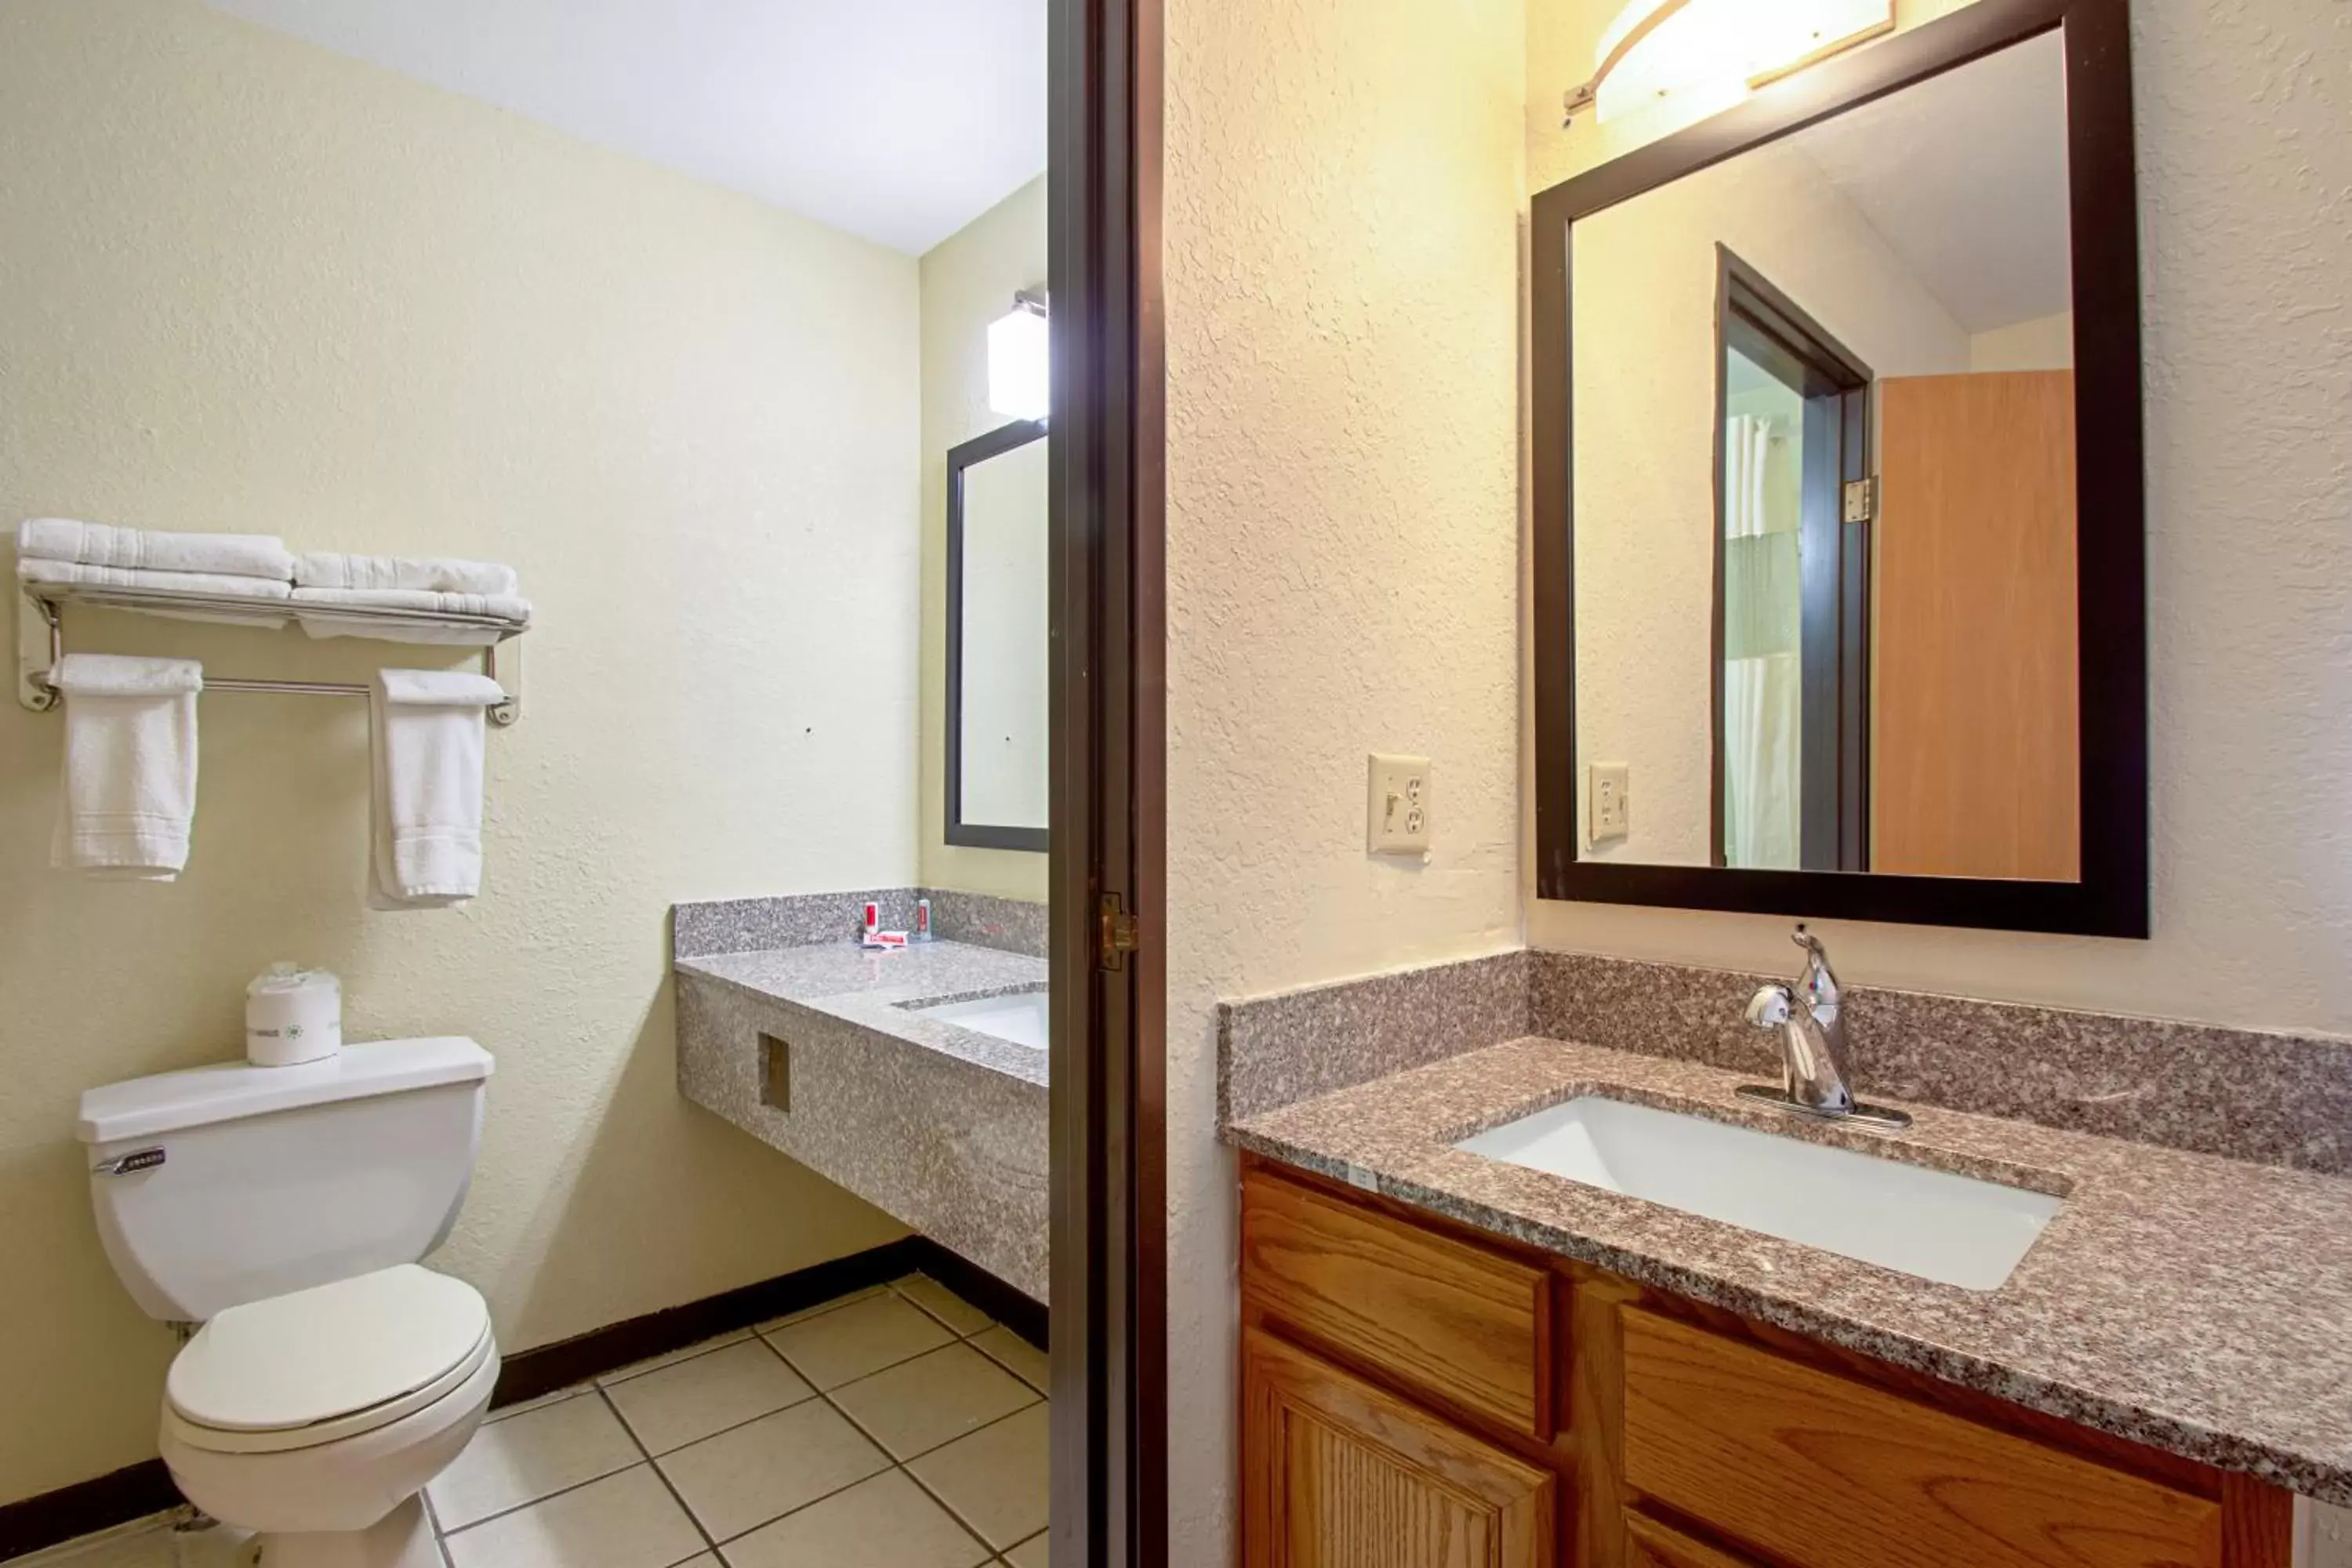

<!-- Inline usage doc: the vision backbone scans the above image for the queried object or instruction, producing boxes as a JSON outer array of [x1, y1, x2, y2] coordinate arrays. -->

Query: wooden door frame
[[1708, 246, 1873, 874], [1047, 0, 1167, 1561]]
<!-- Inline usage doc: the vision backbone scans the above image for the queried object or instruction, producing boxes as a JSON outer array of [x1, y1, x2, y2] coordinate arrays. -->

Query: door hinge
[[1842, 477, 1877, 524], [1098, 892, 1140, 971]]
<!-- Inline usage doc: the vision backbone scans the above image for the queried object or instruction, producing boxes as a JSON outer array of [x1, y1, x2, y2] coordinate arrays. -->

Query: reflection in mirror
[[948, 423, 1050, 849], [1572, 31, 2078, 882]]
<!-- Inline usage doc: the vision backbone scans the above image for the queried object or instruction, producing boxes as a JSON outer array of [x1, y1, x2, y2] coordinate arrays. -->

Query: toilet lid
[[168, 1265, 491, 1433]]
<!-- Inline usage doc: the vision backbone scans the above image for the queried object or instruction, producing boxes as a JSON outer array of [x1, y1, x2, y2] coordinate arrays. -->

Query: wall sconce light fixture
[[988, 288, 1051, 423], [1564, 0, 1894, 125]]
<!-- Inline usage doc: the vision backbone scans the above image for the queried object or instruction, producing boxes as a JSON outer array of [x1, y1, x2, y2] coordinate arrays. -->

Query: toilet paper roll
[[246, 964, 342, 1067]]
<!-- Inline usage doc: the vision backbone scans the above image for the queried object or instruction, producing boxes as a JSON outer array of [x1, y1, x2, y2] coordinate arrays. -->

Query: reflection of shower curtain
[[1721, 415, 1802, 868]]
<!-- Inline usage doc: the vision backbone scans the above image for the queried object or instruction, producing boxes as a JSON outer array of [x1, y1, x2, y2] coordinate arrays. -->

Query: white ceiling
[[1791, 31, 2072, 333], [205, 0, 1048, 256]]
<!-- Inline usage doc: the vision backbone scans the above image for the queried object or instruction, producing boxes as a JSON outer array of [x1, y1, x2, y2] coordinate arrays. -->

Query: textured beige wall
[[919, 176, 1052, 901], [1161, 0, 1530, 1555], [0, 0, 916, 1505]]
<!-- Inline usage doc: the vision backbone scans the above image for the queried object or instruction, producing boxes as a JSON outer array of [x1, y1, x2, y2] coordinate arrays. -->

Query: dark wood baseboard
[[494, 1234, 1044, 1406], [0, 1236, 1045, 1561], [0, 1459, 182, 1563]]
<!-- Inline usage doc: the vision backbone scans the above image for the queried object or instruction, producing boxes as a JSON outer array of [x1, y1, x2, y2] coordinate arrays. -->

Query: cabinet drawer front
[[1243, 1327, 1555, 1568], [1620, 1310, 2222, 1568], [1243, 1171, 1552, 1438], [1625, 1512, 1764, 1568]]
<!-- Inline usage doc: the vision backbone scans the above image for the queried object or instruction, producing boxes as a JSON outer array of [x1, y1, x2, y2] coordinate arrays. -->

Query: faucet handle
[[1789, 923, 1840, 1004], [1744, 982, 1794, 1028]]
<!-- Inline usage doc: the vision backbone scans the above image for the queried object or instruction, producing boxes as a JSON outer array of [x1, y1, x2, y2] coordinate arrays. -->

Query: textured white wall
[[0, 0, 916, 1504], [919, 176, 1053, 899], [1572, 140, 1971, 863], [1162, 0, 1529, 1555]]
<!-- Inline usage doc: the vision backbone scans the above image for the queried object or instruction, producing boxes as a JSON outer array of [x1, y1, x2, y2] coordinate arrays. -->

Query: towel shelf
[[16, 583, 523, 726]]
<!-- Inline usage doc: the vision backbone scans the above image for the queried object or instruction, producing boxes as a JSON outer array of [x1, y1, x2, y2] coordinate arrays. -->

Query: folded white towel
[[292, 587, 531, 622], [294, 553, 520, 596], [18, 557, 297, 599], [50, 653, 204, 880], [17, 518, 294, 581], [370, 669, 506, 909]]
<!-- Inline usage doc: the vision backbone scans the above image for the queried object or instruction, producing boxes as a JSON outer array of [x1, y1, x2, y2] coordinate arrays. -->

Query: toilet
[[76, 1037, 498, 1568]]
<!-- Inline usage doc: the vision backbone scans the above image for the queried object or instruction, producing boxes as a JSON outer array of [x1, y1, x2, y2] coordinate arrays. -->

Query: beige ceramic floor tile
[[756, 1285, 887, 1333], [428, 1389, 644, 1530], [764, 1293, 955, 1390], [907, 1405, 1049, 1548], [607, 1338, 815, 1454], [967, 1326, 1047, 1393], [597, 1330, 753, 1387], [892, 1276, 992, 1336], [717, 1469, 991, 1568], [441, 1465, 705, 1568], [658, 1398, 892, 1542], [1004, 1532, 1048, 1568], [831, 1344, 1039, 1460]]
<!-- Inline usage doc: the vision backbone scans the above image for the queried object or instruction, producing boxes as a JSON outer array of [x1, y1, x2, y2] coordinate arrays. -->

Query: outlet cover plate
[[1591, 763, 1630, 844], [1368, 754, 1433, 855]]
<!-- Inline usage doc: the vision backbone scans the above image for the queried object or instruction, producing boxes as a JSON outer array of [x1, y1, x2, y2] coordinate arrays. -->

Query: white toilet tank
[[76, 1037, 493, 1322]]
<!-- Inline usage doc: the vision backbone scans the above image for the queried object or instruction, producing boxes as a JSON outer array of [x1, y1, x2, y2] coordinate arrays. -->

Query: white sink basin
[[913, 991, 1049, 1051], [1455, 1094, 2060, 1290]]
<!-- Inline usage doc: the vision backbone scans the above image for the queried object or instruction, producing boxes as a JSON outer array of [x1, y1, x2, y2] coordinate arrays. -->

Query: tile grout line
[[599, 1384, 723, 1564], [434, 1280, 1031, 1568]]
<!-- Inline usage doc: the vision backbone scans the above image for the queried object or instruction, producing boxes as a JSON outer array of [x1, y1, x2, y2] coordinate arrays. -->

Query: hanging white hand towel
[[370, 670, 505, 909], [16, 518, 295, 581], [50, 653, 204, 880]]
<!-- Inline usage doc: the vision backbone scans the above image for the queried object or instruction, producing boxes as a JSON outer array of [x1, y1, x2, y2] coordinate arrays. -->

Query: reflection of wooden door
[[1875, 371, 2078, 880], [1242, 1327, 1554, 1568]]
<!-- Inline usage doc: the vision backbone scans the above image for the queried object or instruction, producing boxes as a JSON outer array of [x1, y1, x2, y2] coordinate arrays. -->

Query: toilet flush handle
[[93, 1146, 165, 1175]]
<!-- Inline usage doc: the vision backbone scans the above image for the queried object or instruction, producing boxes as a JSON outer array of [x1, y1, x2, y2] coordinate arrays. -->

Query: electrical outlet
[[1367, 753, 1433, 856], [1591, 763, 1630, 843]]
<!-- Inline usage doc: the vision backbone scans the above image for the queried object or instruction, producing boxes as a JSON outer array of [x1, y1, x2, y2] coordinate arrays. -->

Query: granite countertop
[[1225, 1034, 2352, 1504], [678, 940, 1049, 1089]]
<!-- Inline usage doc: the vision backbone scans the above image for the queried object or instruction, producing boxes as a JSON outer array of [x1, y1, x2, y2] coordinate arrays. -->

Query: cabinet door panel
[[1243, 1327, 1555, 1568], [1620, 1309, 2221, 1568]]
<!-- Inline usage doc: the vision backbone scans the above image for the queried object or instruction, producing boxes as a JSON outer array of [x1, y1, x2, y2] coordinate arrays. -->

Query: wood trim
[[0, 1461, 183, 1563], [1530, 0, 2149, 937], [491, 1235, 1033, 1406], [1048, 0, 1167, 1560], [946, 418, 1053, 854]]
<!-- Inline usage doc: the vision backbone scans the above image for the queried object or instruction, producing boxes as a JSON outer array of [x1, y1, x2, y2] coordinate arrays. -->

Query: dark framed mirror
[[946, 418, 1051, 852], [1533, 0, 2147, 936]]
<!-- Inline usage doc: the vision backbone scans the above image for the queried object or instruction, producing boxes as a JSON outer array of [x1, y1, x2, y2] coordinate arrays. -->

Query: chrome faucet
[[1738, 926, 1911, 1131]]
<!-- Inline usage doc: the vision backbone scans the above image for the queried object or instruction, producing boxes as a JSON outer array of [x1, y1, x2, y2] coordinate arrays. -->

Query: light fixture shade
[[988, 302, 1051, 423], [1590, 0, 1893, 124]]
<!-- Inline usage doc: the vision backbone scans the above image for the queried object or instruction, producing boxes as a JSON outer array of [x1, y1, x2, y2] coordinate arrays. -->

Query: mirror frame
[[946, 416, 1052, 852], [1531, 0, 2148, 938]]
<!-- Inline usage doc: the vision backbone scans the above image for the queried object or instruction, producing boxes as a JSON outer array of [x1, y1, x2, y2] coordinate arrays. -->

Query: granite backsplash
[[1221, 948, 2352, 1177]]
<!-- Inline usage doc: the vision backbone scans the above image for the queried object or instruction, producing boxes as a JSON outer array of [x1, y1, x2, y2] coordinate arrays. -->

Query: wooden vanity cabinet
[[1237, 1156, 2292, 1568]]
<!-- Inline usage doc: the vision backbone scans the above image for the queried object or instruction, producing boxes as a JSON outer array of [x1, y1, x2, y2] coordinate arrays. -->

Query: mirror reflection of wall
[[1570, 30, 2078, 883], [949, 424, 1050, 846]]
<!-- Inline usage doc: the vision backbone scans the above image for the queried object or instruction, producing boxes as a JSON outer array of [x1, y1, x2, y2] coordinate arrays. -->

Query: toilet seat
[[167, 1265, 492, 1456]]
